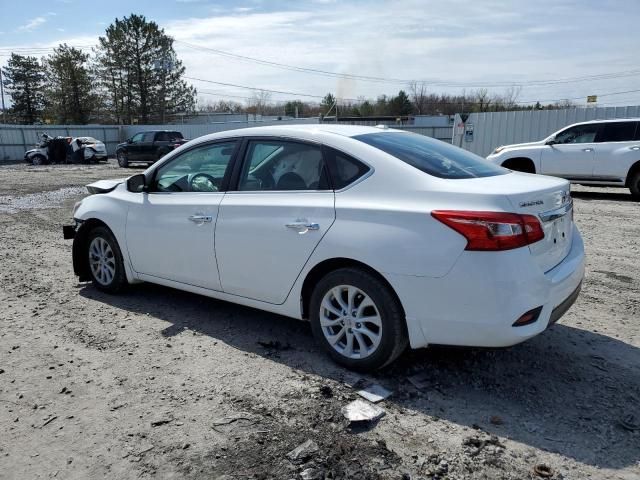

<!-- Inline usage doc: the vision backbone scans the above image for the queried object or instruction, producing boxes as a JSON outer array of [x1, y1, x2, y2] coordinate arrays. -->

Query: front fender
[[73, 190, 136, 283]]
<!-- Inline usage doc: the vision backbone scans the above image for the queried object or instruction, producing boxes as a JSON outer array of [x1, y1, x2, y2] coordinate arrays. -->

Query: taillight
[[431, 210, 544, 251]]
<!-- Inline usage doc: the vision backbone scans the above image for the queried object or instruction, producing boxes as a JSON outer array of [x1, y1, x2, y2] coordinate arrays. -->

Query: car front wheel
[[86, 226, 127, 293], [309, 268, 408, 371]]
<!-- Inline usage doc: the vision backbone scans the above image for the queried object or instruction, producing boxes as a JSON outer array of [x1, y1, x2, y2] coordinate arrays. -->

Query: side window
[[155, 132, 169, 142], [131, 133, 144, 143], [152, 141, 237, 193], [554, 124, 599, 144], [142, 132, 155, 142], [595, 122, 637, 143], [239, 140, 330, 191], [325, 147, 370, 189]]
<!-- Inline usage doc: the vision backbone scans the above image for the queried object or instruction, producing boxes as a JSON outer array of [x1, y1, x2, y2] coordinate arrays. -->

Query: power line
[[175, 40, 640, 88]]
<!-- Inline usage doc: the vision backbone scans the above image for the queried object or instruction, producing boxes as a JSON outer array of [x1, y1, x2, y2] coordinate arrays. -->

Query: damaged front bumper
[[62, 220, 82, 240]]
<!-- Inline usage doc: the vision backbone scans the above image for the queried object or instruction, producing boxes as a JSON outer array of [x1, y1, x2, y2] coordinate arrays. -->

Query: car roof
[[189, 124, 403, 145], [568, 117, 640, 126]]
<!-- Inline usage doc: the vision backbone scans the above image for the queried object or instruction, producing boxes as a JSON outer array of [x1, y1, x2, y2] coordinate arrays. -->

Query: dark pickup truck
[[116, 130, 188, 167]]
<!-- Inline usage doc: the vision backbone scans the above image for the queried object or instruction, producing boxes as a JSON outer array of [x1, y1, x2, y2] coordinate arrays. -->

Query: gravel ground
[[0, 161, 639, 480]]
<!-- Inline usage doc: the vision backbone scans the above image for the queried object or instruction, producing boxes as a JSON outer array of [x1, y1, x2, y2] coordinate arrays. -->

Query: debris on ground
[[299, 467, 324, 480], [257, 340, 292, 351], [533, 463, 554, 478], [318, 385, 333, 398], [341, 399, 385, 423], [489, 415, 504, 425], [150, 416, 173, 427], [286, 439, 320, 464], [407, 371, 430, 390], [619, 414, 640, 431], [356, 384, 392, 403]]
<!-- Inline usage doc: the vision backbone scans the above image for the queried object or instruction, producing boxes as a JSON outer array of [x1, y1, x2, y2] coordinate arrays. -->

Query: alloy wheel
[[88, 237, 116, 286], [319, 285, 382, 359]]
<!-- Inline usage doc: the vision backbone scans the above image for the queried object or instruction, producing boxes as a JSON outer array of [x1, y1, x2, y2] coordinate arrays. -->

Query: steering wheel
[[189, 173, 219, 192]]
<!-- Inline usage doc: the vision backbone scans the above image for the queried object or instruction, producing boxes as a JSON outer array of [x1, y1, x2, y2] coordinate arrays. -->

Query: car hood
[[117, 142, 128, 149], [500, 140, 546, 150], [86, 178, 127, 194]]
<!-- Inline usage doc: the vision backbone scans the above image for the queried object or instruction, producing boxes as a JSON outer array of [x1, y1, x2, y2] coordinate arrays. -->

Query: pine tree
[[3, 53, 46, 124], [45, 44, 97, 124], [96, 14, 196, 124]]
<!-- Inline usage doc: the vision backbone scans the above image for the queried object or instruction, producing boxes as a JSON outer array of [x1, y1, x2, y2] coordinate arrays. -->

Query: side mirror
[[127, 138, 133, 144], [546, 137, 557, 146], [127, 174, 148, 193]]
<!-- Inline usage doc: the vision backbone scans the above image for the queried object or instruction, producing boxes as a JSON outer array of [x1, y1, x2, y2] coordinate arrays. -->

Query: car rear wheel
[[86, 226, 127, 293], [117, 152, 129, 168], [629, 170, 640, 200], [31, 154, 47, 166], [309, 268, 408, 371]]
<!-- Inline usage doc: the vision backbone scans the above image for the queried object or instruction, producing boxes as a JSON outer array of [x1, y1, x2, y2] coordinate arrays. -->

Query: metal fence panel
[[464, 105, 640, 157]]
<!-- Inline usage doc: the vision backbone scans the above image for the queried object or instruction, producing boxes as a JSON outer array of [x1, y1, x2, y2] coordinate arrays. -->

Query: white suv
[[486, 119, 640, 199]]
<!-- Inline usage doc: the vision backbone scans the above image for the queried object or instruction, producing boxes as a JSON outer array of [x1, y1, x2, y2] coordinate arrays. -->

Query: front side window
[[595, 122, 638, 143], [239, 140, 330, 191], [354, 132, 507, 179], [554, 124, 599, 144], [130, 133, 144, 143], [152, 141, 237, 193], [142, 132, 155, 142]]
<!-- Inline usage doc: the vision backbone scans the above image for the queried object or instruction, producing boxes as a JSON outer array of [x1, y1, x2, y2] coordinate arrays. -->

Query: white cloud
[[18, 17, 47, 32]]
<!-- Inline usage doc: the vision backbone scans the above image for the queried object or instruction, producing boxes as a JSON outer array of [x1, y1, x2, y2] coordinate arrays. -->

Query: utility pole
[[0, 66, 6, 124]]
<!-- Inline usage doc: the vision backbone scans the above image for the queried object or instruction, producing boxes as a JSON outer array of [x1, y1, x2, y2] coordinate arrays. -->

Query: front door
[[125, 140, 238, 290], [215, 139, 336, 304], [541, 123, 599, 179], [127, 132, 145, 161]]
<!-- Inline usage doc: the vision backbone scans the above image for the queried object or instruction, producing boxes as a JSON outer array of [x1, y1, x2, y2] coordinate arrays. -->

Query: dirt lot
[[0, 161, 638, 480]]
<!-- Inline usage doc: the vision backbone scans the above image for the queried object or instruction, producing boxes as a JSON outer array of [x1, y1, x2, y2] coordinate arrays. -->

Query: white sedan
[[64, 125, 585, 371]]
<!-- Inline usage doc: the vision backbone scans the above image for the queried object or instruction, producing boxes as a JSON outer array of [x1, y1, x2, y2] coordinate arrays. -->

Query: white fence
[[463, 105, 640, 157]]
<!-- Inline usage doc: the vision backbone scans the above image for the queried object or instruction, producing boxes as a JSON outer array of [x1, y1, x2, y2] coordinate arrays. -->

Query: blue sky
[[1, 0, 640, 107]]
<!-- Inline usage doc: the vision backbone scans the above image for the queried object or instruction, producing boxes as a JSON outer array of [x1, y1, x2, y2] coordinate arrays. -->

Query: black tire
[[117, 151, 129, 168], [309, 268, 408, 371], [31, 154, 47, 166], [86, 226, 127, 293], [629, 170, 640, 200]]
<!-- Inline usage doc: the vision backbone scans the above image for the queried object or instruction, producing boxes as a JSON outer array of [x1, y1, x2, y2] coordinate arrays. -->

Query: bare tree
[[247, 90, 272, 116], [500, 86, 522, 110], [474, 88, 492, 112], [408, 81, 429, 115]]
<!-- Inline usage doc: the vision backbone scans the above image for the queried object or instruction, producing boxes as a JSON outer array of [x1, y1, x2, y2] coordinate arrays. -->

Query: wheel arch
[[300, 257, 405, 321], [501, 157, 536, 173], [72, 218, 134, 283], [625, 159, 640, 186]]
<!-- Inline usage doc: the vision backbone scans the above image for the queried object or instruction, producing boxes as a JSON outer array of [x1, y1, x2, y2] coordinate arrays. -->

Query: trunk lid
[[440, 172, 573, 272]]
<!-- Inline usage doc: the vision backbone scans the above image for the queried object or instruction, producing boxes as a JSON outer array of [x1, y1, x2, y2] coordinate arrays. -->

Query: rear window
[[595, 122, 638, 142], [354, 132, 507, 179]]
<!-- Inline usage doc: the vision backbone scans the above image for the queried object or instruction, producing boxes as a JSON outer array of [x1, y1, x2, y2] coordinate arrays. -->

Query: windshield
[[354, 132, 508, 179]]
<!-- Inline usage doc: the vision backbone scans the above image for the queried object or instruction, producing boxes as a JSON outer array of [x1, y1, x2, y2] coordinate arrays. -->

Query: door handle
[[582, 148, 593, 152], [285, 221, 320, 233], [188, 214, 213, 223]]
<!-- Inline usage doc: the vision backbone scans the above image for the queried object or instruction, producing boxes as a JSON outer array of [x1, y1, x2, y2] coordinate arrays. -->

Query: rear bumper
[[387, 224, 585, 349]]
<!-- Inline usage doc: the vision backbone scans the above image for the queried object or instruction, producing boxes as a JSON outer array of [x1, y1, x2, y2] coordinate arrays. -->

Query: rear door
[[215, 138, 335, 304], [593, 121, 639, 181], [541, 123, 599, 180]]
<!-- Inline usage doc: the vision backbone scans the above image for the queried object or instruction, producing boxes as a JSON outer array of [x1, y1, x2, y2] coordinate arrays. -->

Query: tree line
[[1, 13, 575, 125], [1, 14, 195, 125]]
